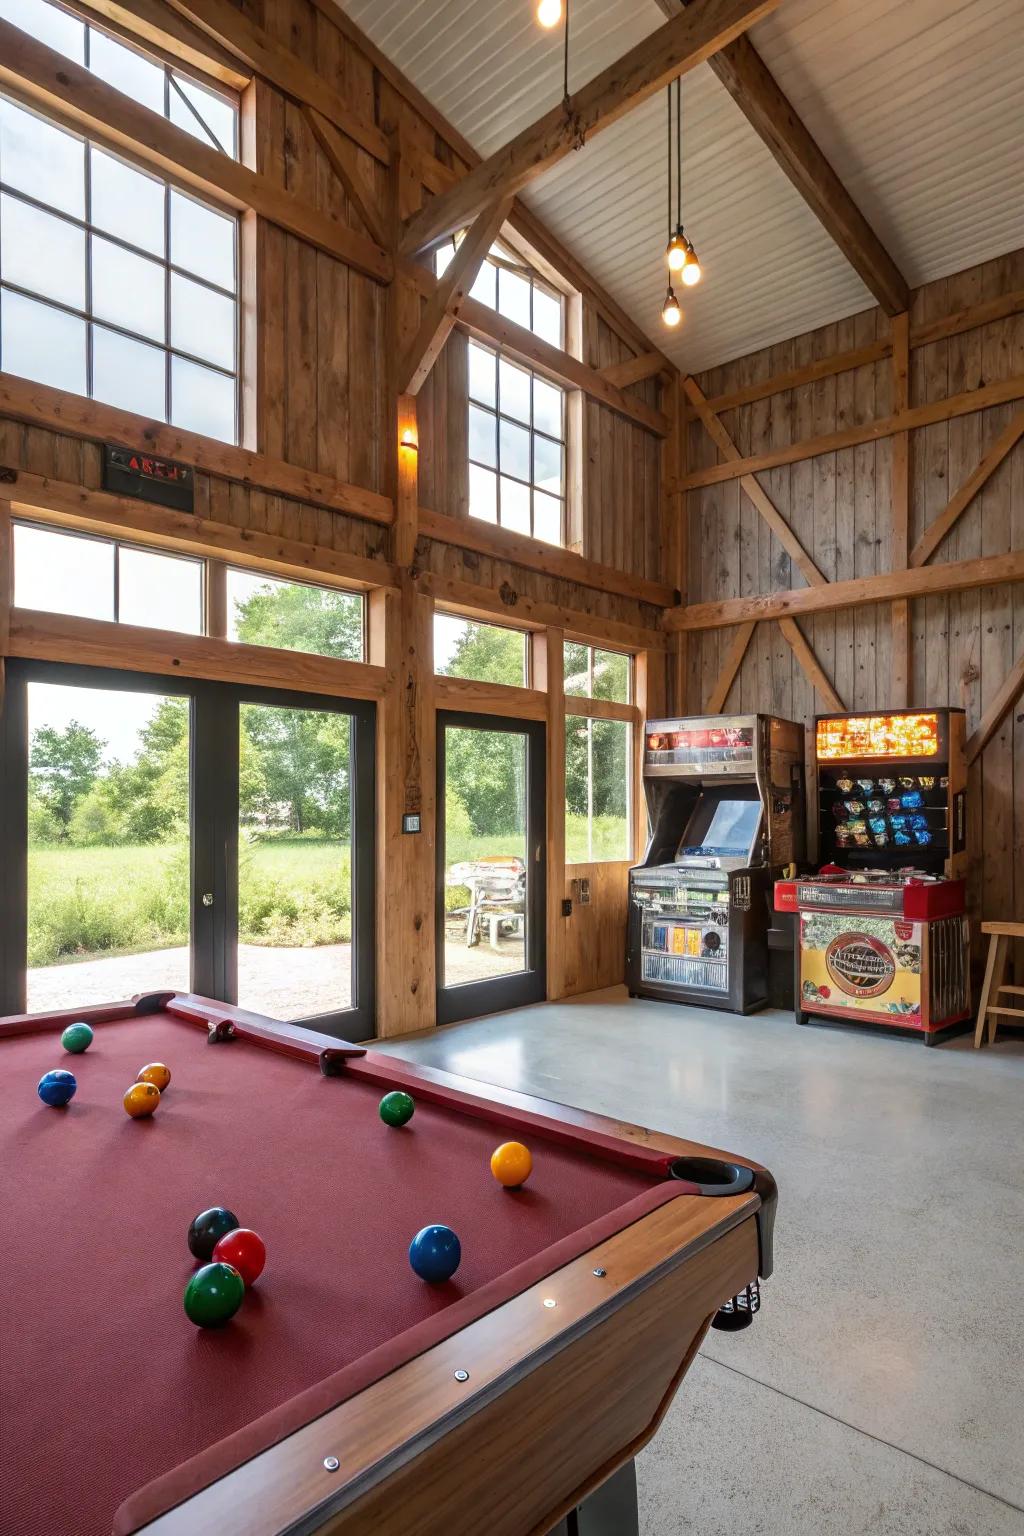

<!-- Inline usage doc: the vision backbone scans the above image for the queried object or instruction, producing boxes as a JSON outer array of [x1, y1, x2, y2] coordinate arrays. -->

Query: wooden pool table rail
[[131, 1194, 759, 1536]]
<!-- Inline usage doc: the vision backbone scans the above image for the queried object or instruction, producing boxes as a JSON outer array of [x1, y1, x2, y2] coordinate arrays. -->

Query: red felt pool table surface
[[0, 995, 695, 1536]]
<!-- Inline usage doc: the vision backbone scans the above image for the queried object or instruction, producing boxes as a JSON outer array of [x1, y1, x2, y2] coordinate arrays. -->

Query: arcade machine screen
[[681, 799, 762, 861]]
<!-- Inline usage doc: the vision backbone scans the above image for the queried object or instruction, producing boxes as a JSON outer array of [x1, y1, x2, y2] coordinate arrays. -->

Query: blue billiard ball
[[409, 1224, 461, 1284], [61, 1022, 94, 1054], [38, 1070, 77, 1108]]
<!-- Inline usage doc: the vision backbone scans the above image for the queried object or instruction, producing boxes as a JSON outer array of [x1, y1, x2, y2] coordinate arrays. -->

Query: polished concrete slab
[[379, 989, 1024, 1534]]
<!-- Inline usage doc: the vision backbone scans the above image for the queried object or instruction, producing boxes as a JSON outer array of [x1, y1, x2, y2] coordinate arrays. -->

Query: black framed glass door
[[0, 661, 375, 1039], [436, 711, 546, 1025]]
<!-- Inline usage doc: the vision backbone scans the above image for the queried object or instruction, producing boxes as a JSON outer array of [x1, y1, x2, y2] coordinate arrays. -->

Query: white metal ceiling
[[339, 0, 1024, 372]]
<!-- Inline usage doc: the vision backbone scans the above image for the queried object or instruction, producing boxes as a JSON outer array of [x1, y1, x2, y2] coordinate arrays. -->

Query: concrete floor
[[378, 988, 1024, 1536]]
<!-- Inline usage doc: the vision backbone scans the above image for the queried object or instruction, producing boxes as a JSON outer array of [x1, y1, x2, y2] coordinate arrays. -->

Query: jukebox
[[627, 715, 805, 1013], [775, 708, 970, 1044]]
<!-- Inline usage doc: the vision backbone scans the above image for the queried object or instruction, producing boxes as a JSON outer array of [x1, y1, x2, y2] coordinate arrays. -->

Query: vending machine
[[627, 715, 805, 1013], [775, 708, 970, 1045]]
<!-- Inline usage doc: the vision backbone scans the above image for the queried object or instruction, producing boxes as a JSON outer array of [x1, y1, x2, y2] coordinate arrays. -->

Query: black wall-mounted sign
[[102, 445, 194, 513]]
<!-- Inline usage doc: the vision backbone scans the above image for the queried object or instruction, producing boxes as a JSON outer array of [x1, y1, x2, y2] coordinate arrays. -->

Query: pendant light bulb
[[680, 242, 701, 286], [536, 0, 562, 27], [666, 228, 687, 273], [661, 286, 682, 328]]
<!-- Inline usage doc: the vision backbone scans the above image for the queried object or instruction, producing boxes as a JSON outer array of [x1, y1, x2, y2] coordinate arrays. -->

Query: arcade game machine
[[775, 709, 970, 1045], [627, 716, 805, 1013]]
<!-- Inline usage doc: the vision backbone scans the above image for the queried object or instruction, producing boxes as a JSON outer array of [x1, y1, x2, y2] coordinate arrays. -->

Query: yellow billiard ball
[[490, 1141, 532, 1188], [137, 1062, 171, 1093], [124, 1081, 161, 1118]]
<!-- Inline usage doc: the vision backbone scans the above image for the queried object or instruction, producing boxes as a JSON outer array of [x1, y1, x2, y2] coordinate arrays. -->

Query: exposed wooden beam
[[416, 573, 665, 652], [778, 617, 845, 711], [909, 410, 1024, 568], [400, 0, 780, 255], [664, 549, 1024, 632], [302, 106, 388, 248], [680, 376, 1024, 488], [966, 648, 1024, 766], [311, 0, 675, 373], [163, 0, 389, 162], [1, 467, 400, 592], [9, 609, 388, 700], [890, 312, 911, 708], [703, 35, 908, 314], [706, 621, 756, 711], [683, 377, 827, 586], [456, 295, 668, 437], [71, 0, 249, 88], [399, 198, 513, 397], [0, 21, 391, 282], [401, 261, 667, 435], [600, 353, 666, 390], [417, 507, 674, 609], [912, 289, 1024, 349], [700, 291, 1024, 417], [704, 337, 892, 415], [654, 0, 907, 309], [0, 373, 394, 526]]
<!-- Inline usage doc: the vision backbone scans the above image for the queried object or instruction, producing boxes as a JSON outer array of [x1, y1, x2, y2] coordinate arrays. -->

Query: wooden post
[[662, 373, 687, 712], [536, 627, 566, 1002], [369, 582, 436, 1037], [890, 311, 911, 706], [205, 560, 228, 639]]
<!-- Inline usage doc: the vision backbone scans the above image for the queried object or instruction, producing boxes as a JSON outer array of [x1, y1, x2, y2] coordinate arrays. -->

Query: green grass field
[[28, 816, 631, 967]]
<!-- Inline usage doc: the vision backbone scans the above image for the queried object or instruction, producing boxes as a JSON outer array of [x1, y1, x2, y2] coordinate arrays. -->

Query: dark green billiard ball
[[183, 1262, 245, 1327], [62, 1022, 94, 1054], [379, 1090, 415, 1127]]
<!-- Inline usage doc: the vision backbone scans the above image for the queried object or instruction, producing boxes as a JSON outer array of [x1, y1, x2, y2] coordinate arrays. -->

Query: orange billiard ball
[[123, 1081, 161, 1118], [490, 1141, 532, 1189], [137, 1062, 171, 1093]]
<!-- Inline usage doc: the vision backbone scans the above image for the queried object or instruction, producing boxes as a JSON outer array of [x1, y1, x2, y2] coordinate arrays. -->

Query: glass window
[[563, 642, 632, 703], [434, 614, 528, 686], [0, 1, 238, 157], [227, 570, 365, 662], [434, 239, 567, 545], [565, 718, 632, 864], [12, 522, 203, 633], [468, 342, 565, 543], [0, 99, 239, 442]]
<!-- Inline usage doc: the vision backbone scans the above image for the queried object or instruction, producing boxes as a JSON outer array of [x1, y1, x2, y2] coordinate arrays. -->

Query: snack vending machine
[[775, 708, 970, 1044], [627, 716, 804, 1013]]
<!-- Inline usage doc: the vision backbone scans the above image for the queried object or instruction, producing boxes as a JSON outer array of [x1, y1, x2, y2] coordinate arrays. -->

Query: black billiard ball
[[188, 1206, 240, 1262]]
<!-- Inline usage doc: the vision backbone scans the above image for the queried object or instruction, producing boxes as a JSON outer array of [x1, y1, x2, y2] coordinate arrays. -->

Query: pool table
[[0, 992, 776, 1536]]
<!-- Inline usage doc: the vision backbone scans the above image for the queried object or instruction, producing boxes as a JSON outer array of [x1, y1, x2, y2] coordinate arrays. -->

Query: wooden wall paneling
[[853, 308, 881, 712], [559, 862, 633, 997], [978, 264, 1018, 975], [832, 316, 856, 713], [1009, 251, 1024, 984], [812, 323, 840, 723]]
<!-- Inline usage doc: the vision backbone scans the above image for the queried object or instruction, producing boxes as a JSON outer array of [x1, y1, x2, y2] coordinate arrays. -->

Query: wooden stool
[[974, 921, 1024, 1046]]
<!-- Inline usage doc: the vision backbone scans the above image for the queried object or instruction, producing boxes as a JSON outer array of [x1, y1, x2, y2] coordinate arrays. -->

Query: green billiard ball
[[183, 1262, 245, 1327], [379, 1090, 415, 1128], [61, 1022, 94, 1054]]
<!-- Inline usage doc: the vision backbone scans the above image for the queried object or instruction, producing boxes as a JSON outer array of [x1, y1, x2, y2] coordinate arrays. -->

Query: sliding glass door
[[0, 662, 375, 1038]]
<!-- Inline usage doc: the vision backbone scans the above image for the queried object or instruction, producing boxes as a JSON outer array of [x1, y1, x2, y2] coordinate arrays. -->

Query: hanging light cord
[[676, 76, 682, 233]]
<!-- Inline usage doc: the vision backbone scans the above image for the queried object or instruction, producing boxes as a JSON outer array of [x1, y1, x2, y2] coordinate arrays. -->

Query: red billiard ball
[[212, 1227, 266, 1286]]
